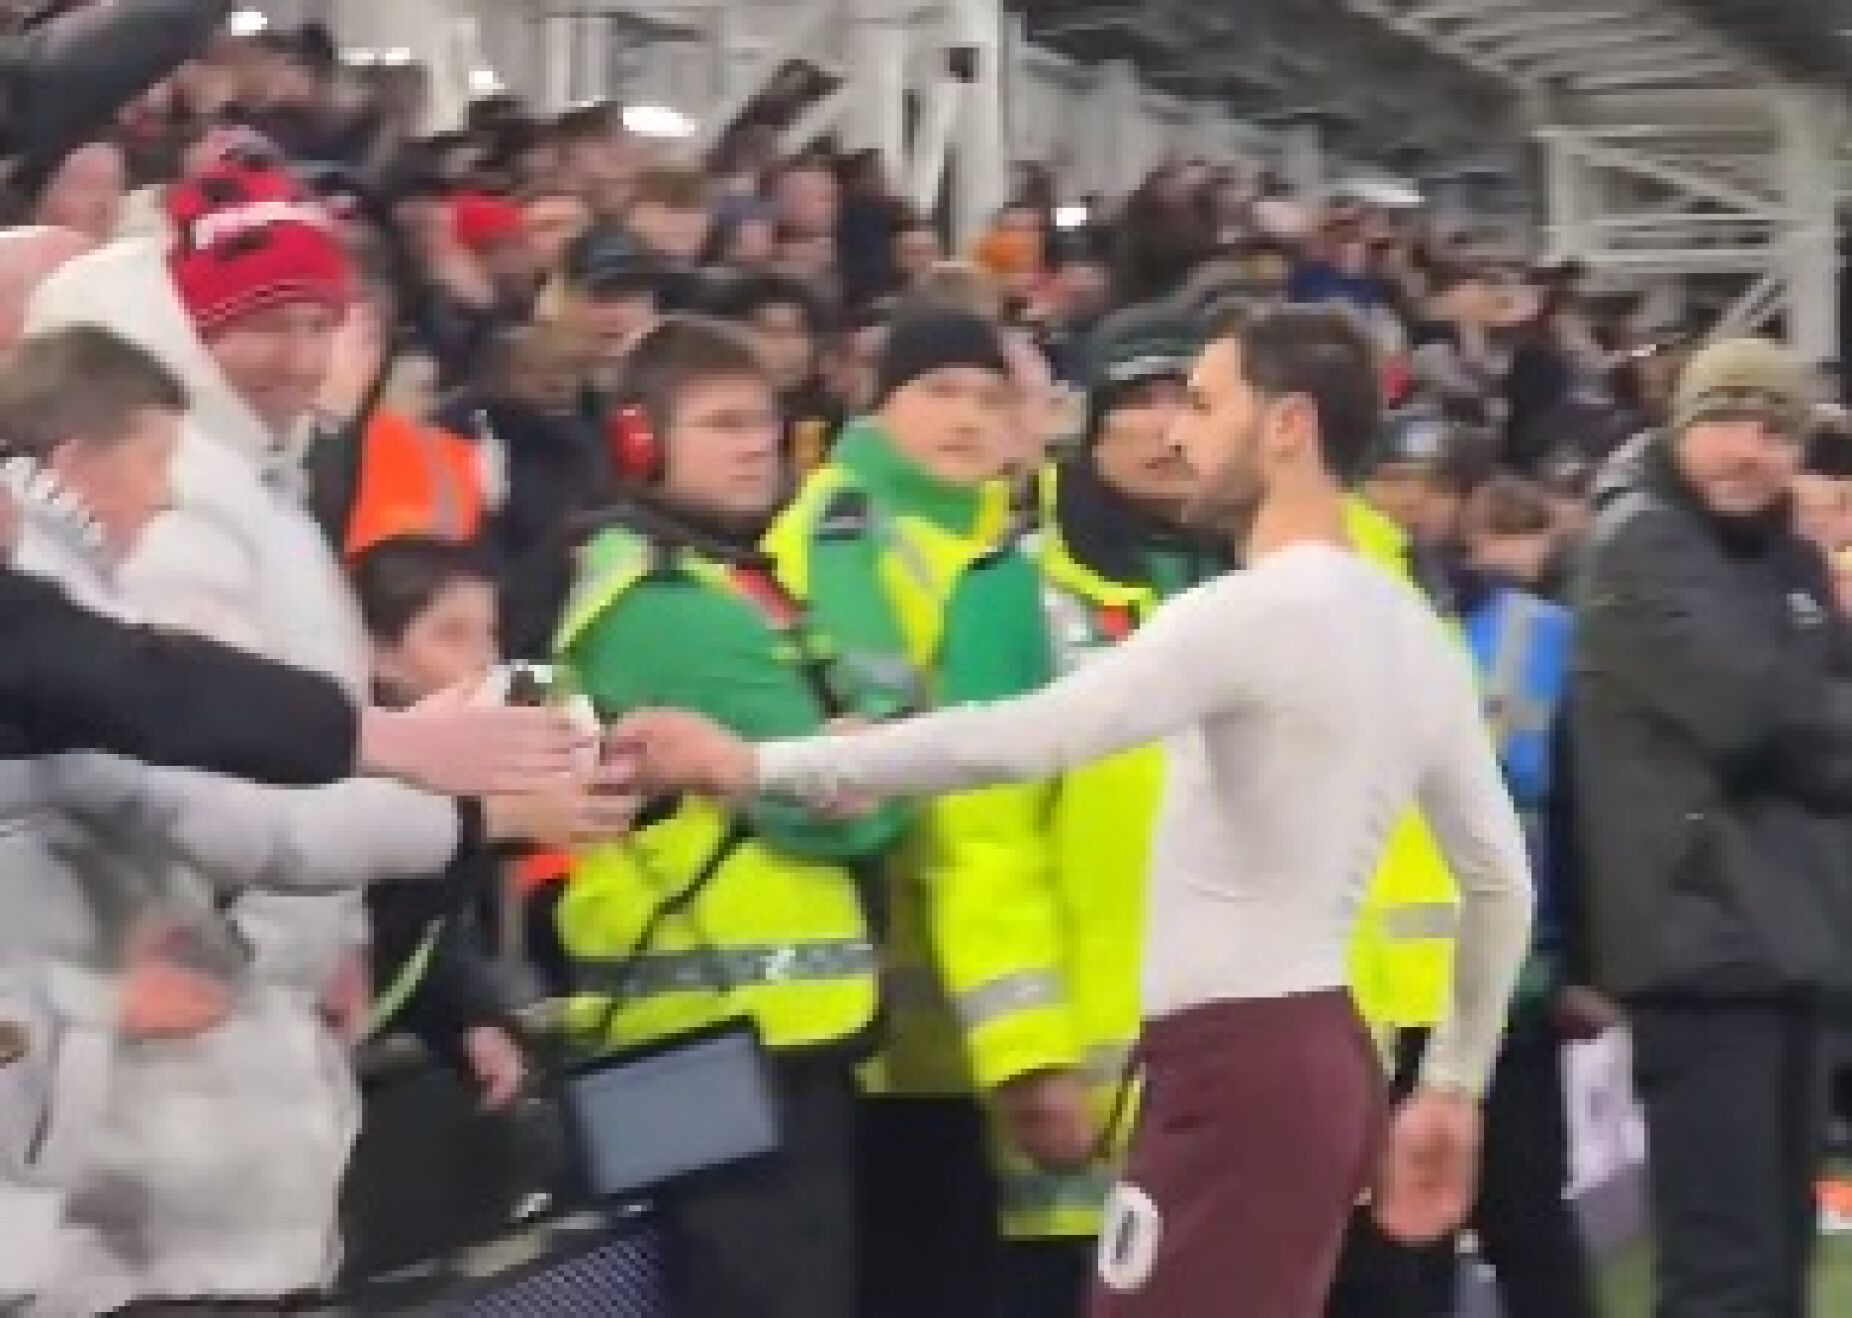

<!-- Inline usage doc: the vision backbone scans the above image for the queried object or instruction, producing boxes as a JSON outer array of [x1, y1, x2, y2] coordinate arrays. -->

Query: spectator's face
[[1675, 415, 1804, 518], [661, 375, 784, 519], [776, 168, 840, 237], [997, 207, 1042, 241], [569, 289, 658, 366], [1793, 473, 1852, 552], [34, 143, 126, 245], [375, 577, 501, 700], [827, 324, 886, 415], [1052, 261, 1111, 322], [629, 201, 712, 264], [894, 227, 941, 282], [482, 236, 544, 301], [1362, 465, 1461, 546], [1465, 529, 1557, 586], [777, 232, 836, 281], [749, 303, 817, 393], [525, 195, 592, 272], [205, 302, 342, 436], [880, 367, 1014, 487], [1093, 379, 1194, 509], [48, 407, 181, 559], [724, 218, 778, 269], [507, 336, 589, 415]]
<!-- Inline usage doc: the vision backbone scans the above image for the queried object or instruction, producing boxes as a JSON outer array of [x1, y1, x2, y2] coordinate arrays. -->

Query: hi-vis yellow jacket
[[763, 437, 1077, 1098], [554, 526, 881, 1053], [1345, 496, 1462, 1032], [990, 470, 1165, 1240]]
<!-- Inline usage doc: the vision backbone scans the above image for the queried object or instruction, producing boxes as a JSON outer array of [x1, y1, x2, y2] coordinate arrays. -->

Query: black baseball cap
[[564, 225, 665, 299]]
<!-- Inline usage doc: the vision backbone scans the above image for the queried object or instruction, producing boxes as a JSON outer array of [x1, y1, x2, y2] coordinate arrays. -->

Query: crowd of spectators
[[7, 7, 1852, 1318]]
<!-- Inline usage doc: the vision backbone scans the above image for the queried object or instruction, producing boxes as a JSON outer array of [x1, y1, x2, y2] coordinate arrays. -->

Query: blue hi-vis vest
[[1464, 586, 1572, 946]]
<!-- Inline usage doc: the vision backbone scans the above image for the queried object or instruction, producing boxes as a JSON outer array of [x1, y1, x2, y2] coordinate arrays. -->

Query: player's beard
[[1182, 421, 1265, 547]]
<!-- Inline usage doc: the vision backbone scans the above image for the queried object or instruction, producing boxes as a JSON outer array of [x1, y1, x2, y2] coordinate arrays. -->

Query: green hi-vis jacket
[[554, 515, 906, 1053], [763, 421, 1074, 1097], [992, 464, 1222, 1240]]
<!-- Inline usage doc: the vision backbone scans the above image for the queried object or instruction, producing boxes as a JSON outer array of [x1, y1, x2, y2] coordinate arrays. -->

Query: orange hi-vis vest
[[343, 411, 487, 557]]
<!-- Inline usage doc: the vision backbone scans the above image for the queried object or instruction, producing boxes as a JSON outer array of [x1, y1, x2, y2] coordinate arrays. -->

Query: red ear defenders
[[608, 403, 664, 483]]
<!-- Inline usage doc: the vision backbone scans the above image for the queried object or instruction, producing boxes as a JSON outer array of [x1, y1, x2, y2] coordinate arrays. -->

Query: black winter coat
[[0, 563, 358, 783], [1572, 436, 1852, 1000]]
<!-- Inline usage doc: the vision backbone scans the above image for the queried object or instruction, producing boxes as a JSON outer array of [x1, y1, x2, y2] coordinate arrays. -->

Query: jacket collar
[[0, 456, 125, 618], [832, 419, 990, 535], [573, 491, 771, 569]]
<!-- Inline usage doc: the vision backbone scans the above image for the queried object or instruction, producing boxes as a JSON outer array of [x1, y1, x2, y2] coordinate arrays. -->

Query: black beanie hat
[[875, 309, 1010, 404]]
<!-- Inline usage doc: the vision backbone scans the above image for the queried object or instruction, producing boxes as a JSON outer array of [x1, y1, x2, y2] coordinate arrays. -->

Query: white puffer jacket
[[24, 241, 462, 1310]]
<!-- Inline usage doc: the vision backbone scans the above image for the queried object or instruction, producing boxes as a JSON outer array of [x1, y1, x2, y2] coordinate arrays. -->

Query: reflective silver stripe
[[835, 649, 927, 704], [1079, 1042, 1134, 1087], [873, 507, 943, 599], [1486, 594, 1550, 744], [954, 970, 1066, 1031], [577, 938, 877, 998], [997, 1165, 1117, 1219], [1377, 902, 1460, 941]]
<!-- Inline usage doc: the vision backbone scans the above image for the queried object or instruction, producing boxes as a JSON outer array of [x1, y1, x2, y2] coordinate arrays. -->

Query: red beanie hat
[[166, 163, 353, 336], [451, 192, 525, 254]]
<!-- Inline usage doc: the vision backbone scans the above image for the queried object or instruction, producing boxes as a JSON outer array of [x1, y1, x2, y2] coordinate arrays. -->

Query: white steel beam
[[1412, 0, 1527, 25], [1548, 131, 1779, 215], [1342, 0, 1525, 85], [1709, 271, 1786, 341], [848, 0, 910, 187], [950, 0, 1009, 246], [1778, 86, 1841, 363], [907, 77, 965, 215], [1451, 9, 1632, 50], [1569, 62, 1749, 93], [1489, 24, 1686, 66]]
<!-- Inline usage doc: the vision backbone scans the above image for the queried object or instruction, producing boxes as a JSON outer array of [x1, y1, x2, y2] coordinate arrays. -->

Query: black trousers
[[661, 1055, 860, 1318], [1326, 1025, 1598, 1318], [995, 1237, 1094, 1318], [1631, 999, 1826, 1318], [858, 1096, 998, 1318]]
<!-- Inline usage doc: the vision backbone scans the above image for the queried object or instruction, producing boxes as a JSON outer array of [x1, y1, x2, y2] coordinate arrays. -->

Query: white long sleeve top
[[758, 543, 1534, 1096]]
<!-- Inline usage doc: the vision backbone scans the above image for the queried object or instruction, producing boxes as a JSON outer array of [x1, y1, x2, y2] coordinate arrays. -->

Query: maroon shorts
[[1089, 991, 1386, 1318]]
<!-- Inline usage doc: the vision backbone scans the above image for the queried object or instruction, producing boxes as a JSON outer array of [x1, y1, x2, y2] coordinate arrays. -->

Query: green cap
[[1672, 338, 1813, 437], [1087, 304, 1200, 395]]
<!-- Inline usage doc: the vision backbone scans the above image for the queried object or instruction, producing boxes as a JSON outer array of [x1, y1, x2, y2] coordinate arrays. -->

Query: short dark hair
[[350, 535, 497, 645], [0, 327, 187, 461], [618, 314, 770, 436], [1209, 304, 1382, 482]]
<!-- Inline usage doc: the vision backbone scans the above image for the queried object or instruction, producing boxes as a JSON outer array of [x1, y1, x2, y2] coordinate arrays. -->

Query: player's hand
[[464, 1025, 527, 1111], [1373, 1088, 1482, 1244], [119, 926, 232, 1041], [613, 709, 757, 800], [996, 1068, 1097, 1171]]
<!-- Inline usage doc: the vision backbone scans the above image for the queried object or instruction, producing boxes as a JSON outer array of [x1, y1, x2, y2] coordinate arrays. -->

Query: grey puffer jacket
[[0, 448, 461, 1314]]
